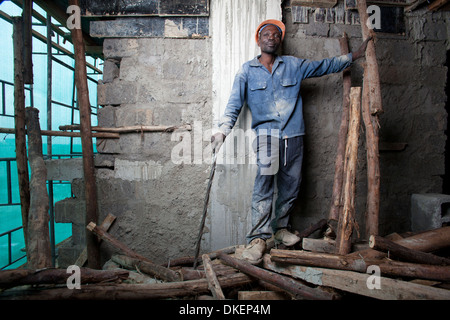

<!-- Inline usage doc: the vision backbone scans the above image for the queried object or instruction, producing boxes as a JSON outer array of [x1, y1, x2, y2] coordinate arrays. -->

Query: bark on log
[[12, 16, 30, 249], [270, 249, 450, 281], [163, 245, 237, 268], [369, 235, 450, 266], [25, 107, 52, 269], [394, 226, 450, 252], [86, 222, 154, 264], [217, 252, 336, 300], [0, 273, 254, 300], [69, 0, 100, 269], [336, 87, 362, 255], [0, 268, 129, 289], [329, 32, 351, 224], [356, 0, 383, 116], [111, 255, 182, 282], [297, 219, 328, 240], [362, 67, 381, 238], [202, 254, 225, 300]]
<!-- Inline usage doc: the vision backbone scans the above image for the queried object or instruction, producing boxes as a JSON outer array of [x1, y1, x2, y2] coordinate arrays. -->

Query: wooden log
[[111, 255, 182, 282], [75, 213, 117, 267], [0, 272, 254, 300], [59, 124, 192, 133], [238, 291, 289, 300], [0, 268, 129, 289], [86, 222, 153, 264], [0, 127, 119, 138], [356, 0, 383, 116], [263, 255, 450, 300], [329, 32, 351, 225], [22, 0, 33, 85], [163, 245, 237, 268], [270, 249, 450, 281], [217, 252, 336, 300], [297, 219, 328, 240], [12, 16, 30, 251], [25, 107, 52, 269], [369, 235, 450, 266], [202, 254, 225, 300], [336, 87, 362, 255], [394, 226, 450, 253], [69, 0, 100, 269], [362, 67, 381, 238]]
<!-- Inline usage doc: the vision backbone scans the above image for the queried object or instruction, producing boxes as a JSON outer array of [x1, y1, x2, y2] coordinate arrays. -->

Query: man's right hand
[[211, 132, 226, 154]]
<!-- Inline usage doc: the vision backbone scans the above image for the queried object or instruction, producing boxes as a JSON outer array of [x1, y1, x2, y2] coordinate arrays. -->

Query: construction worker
[[211, 19, 371, 264]]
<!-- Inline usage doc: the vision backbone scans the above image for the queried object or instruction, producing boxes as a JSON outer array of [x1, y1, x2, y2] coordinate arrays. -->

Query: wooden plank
[[302, 238, 336, 253], [263, 255, 450, 300], [202, 254, 225, 300], [217, 252, 336, 300]]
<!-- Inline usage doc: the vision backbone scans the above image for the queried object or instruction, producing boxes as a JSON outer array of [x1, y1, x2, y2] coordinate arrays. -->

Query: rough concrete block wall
[[57, 36, 212, 266], [283, 3, 449, 238]]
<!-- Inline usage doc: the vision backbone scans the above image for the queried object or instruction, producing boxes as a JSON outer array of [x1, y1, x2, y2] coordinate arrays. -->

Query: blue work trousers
[[247, 135, 304, 243]]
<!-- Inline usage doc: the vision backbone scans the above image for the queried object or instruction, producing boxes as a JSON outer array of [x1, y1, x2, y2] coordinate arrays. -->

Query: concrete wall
[[282, 2, 449, 238], [55, 0, 449, 266]]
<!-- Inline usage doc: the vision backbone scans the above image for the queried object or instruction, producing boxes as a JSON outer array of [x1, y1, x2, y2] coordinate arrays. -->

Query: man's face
[[257, 24, 282, 54]]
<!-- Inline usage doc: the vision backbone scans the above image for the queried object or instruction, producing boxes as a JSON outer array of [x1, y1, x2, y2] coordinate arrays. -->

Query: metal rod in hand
[[193, 153, 217, 269]]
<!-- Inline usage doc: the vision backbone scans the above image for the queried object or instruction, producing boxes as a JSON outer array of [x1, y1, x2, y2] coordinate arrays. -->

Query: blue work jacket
[[219, 53, 353, 139]]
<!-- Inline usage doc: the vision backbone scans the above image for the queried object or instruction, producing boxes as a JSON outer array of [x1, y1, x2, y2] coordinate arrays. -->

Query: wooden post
[[336, 87, 362, 255], [25, 107, 52, 269], [329, 33, 352, 226], [12, 16, 30, 253], [69, 0, 100, 269], [356, 0, 383, 116], [362, 68, 381, 238], [369, 235, 450, 266], [22, 0, 33, 85]]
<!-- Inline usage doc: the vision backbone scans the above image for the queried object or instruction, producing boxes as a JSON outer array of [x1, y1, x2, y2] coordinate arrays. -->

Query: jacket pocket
[[249, 81, 267, 91], [280, 77, 298, 99]]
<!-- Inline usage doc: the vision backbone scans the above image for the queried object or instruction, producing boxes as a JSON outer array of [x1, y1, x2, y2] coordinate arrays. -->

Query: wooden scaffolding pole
[[12, 16, 30, 251], [69, 0, 100, 269], [357, 0, 382, 238], [328, 33, 352, 226], [335, 87, 362, 255], [24, 107, 52, 269]]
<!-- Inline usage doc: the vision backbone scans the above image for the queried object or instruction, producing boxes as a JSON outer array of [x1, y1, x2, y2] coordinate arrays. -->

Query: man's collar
[[249, 55, 284, 67]]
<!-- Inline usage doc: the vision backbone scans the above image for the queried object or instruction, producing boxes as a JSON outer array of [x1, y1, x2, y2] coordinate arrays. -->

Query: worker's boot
[[274, 229, 301, 246], [242, 238, 266, 265]]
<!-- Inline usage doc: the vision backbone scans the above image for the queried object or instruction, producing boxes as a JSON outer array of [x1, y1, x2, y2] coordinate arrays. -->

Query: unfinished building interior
[[1, 0, 450, 301]]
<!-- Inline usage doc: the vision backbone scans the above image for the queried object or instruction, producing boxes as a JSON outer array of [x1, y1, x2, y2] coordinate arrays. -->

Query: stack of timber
[[1, 218, 449, 300]]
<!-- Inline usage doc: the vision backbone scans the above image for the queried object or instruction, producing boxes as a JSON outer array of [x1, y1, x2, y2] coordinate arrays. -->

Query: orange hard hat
[[255, 19, 286, 43]]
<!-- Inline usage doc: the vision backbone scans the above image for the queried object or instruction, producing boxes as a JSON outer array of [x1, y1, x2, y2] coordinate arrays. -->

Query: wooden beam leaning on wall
[[69, 0, 100, 269], [12, 16, 30, 252], [24, 107, 52, 269], [335, 87, 362, 255]]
